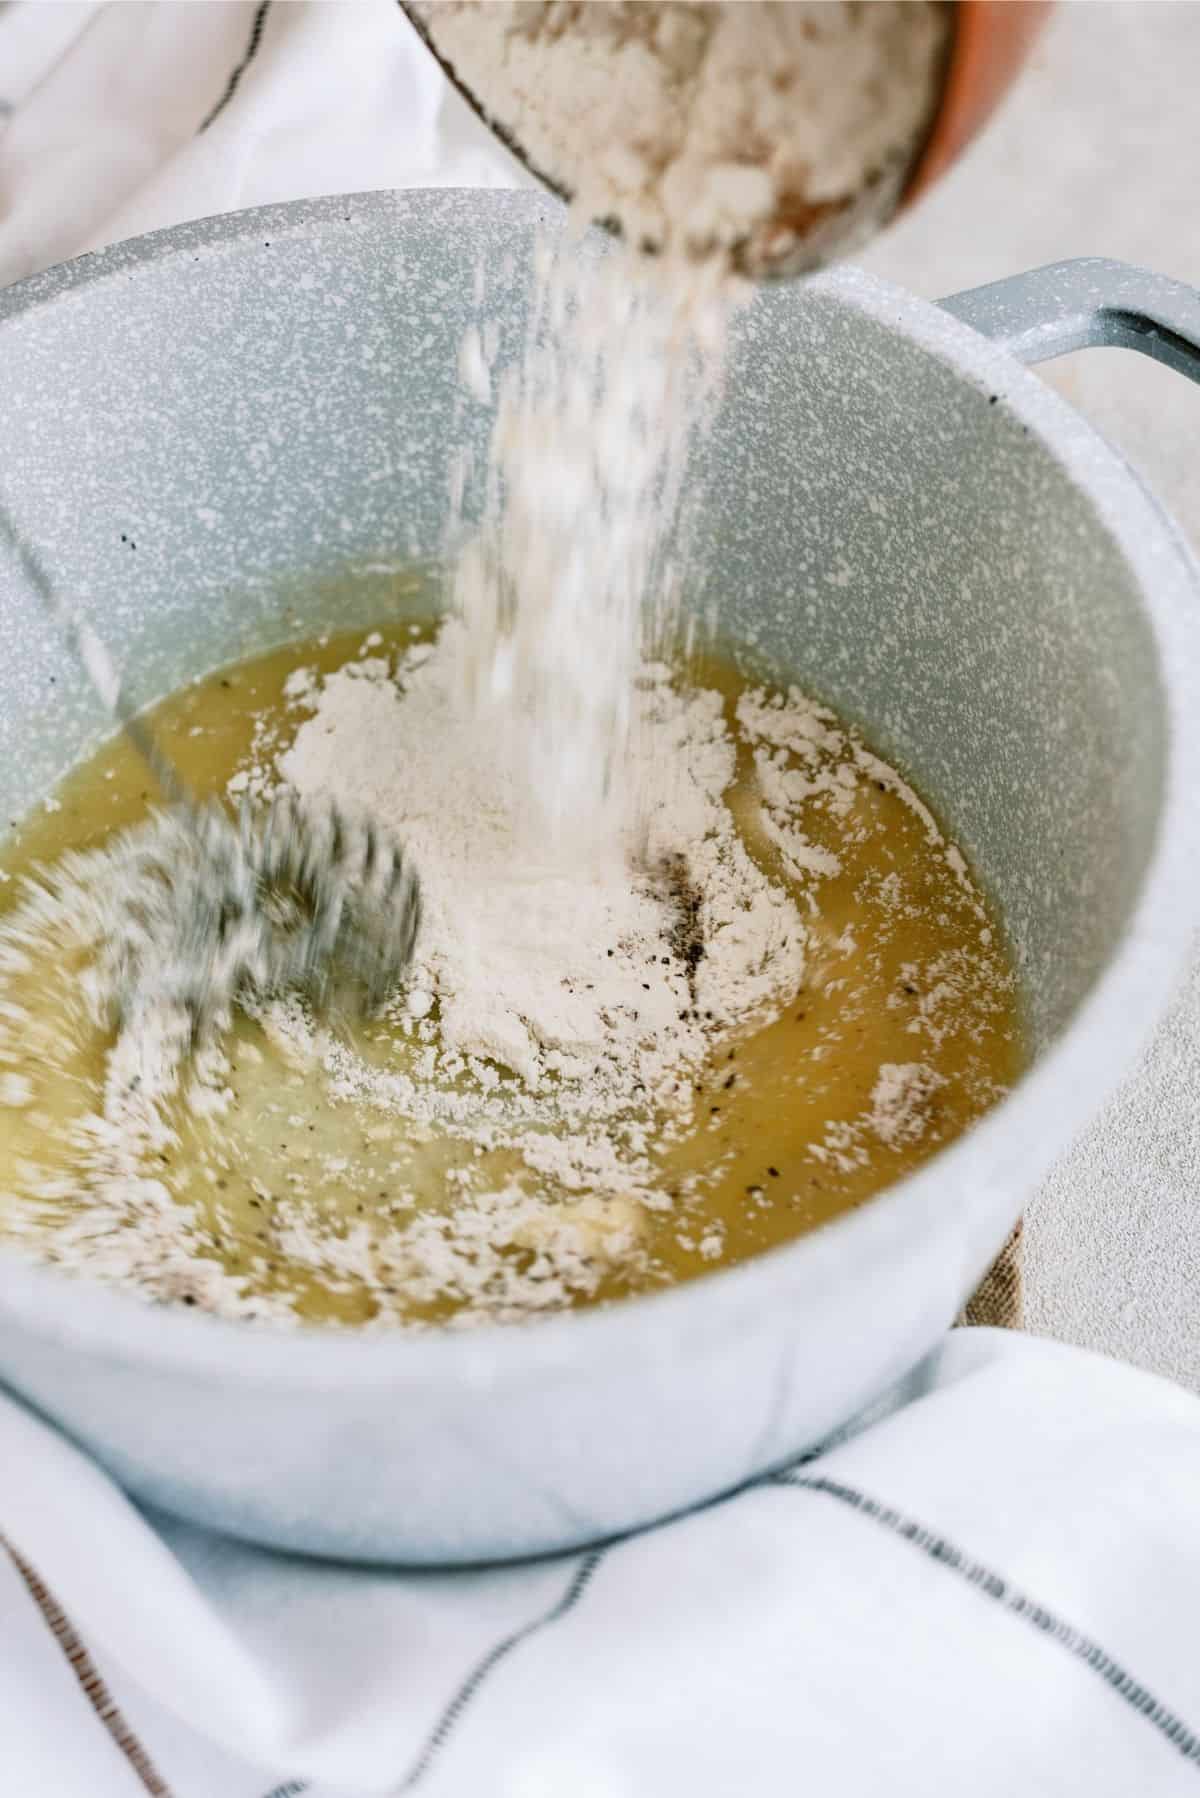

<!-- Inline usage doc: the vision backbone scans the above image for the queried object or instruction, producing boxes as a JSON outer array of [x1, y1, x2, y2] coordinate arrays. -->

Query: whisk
[[0, 514, 421, 1042]]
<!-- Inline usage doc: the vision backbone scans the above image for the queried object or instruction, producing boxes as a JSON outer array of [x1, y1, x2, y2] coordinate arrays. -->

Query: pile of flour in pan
[[277, 625, 807, 1121]]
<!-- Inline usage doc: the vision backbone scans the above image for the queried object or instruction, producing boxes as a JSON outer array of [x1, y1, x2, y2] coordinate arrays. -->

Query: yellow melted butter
[[0, 623, 1021, 1326]]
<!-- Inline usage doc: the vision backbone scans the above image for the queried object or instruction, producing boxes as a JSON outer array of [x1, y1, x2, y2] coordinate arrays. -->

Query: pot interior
[[0, 191, 1166, 1059]]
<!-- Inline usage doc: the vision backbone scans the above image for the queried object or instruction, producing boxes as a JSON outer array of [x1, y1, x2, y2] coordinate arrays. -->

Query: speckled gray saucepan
[[0, 192, 1198, 1565]]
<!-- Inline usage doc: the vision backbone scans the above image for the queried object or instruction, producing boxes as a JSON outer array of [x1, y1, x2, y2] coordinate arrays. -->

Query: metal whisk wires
[[0, 510, 421, 1043]]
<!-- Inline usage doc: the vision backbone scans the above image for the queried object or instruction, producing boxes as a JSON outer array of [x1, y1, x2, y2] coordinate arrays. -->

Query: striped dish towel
[[5, 1327, 1200, 1795]]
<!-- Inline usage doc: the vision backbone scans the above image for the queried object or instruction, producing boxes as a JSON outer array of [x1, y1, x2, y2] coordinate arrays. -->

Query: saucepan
[[0, 191, 1196, 1564]]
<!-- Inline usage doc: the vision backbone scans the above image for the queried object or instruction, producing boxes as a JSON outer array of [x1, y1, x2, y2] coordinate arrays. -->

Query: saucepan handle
[[939, 257, 1200, 384]]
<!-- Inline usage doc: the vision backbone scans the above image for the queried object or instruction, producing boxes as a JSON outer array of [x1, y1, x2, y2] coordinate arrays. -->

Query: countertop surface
[[859, 0, 1200, 1388]]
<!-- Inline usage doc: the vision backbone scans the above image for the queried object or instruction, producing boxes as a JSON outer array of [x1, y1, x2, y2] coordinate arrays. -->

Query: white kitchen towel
[[6, 1327, 1200, 1796], [0, 0, 528, 292]]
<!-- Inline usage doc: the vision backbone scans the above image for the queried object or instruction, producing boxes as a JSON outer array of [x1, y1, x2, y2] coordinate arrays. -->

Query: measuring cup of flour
[[403, 1, 1049, 277]]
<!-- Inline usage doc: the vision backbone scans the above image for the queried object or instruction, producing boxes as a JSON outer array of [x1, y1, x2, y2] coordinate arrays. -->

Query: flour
[[805, 1062, 947, 1173], [450, 242, 732, 856], [417, 0, 947, 859], [277, 627, 805, 1123], [735, 682, 983, 910], [409, 1, 950, 273], [868, 1062, 947, 1148]]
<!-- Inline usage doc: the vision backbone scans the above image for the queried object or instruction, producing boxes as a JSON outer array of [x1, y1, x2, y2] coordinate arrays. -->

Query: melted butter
[[0, 622, 1021, 1326]]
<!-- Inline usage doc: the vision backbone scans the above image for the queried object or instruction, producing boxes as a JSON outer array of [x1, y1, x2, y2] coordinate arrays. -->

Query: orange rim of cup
[[904, 0, 1053, 208]]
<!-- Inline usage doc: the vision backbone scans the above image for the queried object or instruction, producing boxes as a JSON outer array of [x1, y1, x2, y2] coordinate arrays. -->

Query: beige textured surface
[[961, 1224, 1023, 1332], [860, 1, 1200, 1387]]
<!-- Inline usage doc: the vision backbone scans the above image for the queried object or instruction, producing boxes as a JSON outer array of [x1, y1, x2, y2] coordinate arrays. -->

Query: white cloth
[[0, 0, 528, 291], [6, 1330, 1200, 1795], [4, 6, 1200, 1795]]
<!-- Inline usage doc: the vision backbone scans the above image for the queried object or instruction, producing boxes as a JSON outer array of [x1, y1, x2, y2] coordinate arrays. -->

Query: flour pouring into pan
[[0, 3, 1019, 1324]]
